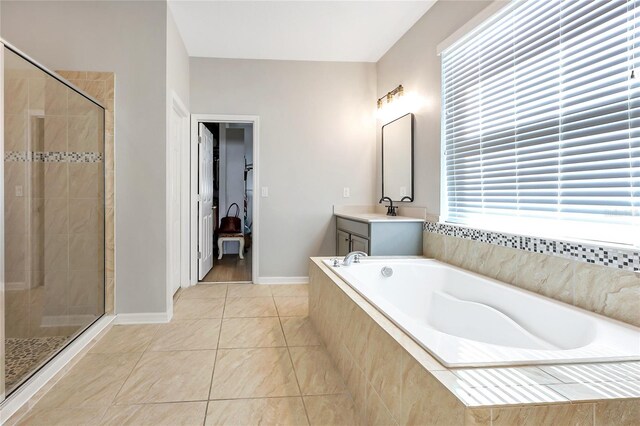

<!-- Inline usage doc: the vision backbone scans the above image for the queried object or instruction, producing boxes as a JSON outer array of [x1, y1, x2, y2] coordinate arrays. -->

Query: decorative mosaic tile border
[[5, 151, 103, 163], [424, 221, 640, 273]]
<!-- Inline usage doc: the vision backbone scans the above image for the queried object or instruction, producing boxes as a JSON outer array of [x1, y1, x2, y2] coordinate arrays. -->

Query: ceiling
[[168, 1, 437, 62]]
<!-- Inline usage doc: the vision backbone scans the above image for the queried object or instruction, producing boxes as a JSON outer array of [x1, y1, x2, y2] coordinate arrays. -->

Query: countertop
[[334, 212, 424, 223]]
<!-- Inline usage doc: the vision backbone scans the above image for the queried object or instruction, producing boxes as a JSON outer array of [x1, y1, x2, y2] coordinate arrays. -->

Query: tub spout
[[343, 251, 368, 266]]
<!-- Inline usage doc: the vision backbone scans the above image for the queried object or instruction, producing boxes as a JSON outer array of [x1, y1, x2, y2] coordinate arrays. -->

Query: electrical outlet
[[343, 187, 350, 198], [15, 185, 23, 197], [261, 187, 269, 197]]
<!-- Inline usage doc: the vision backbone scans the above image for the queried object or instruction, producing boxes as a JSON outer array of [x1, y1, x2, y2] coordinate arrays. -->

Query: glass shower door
[[2, 46, 105, 399]]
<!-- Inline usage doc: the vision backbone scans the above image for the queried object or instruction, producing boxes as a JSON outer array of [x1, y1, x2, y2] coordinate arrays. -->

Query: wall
[[375, 0, 493, 213], [1, 1, 169, 314], [190, 58, 377, 279], [166, 10, 190, 109]]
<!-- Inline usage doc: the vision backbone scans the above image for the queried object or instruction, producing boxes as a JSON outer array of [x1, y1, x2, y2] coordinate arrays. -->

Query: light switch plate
[[261, 187, 269, 197]]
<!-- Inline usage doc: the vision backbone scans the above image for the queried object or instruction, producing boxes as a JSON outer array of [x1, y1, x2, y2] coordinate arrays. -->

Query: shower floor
[[5, 336, 68, 392]]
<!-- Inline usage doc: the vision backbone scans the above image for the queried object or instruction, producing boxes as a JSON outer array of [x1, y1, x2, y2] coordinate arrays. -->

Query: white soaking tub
[[324, 258, 640, 367]]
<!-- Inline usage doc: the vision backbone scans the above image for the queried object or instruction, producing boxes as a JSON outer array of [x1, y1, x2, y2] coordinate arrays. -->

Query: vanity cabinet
[[335, 216, 422, 256], [338, 229, 370, 255]]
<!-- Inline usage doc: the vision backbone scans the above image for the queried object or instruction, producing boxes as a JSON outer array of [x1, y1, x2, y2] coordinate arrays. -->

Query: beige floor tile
[[34, 353, 141, 409], [101, 402, 207, 426], [147, 319, 221, 351], [180, 284, 227, 299], [280, 316, 321, 346], [227, 283, 272, 297], [115, 350, 215, 404], [210, 348, 300, 399], [224, 296, 278, 318], [274, 297, 308, 317], [290, 346, 346, 395], [89, 324, 159, 354], [271, 284, 309, 297], [173, 297, 225, 319], [205, 397, 308, 426], [304, 394, 358, 426], [16, 407, 107, 426], [218, 317, 286, 348]]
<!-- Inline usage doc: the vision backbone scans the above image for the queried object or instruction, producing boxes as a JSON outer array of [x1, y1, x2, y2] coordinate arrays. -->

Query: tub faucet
[[343, 251, 368, 266], [379, 197, 398, 216]]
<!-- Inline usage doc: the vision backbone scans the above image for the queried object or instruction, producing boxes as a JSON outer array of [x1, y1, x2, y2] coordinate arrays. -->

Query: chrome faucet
[[379, 196, 398, 216], [343, 251, 368, 266]]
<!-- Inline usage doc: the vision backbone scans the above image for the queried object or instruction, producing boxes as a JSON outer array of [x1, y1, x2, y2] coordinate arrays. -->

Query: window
[[441, 0, 640, 245]]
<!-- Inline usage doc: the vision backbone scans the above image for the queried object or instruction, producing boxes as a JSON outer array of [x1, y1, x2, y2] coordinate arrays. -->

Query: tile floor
[[14, 283, 358, 426]]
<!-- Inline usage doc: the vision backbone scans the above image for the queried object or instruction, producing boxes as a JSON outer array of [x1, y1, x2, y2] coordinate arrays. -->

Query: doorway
[[190, 115, 259, 285]]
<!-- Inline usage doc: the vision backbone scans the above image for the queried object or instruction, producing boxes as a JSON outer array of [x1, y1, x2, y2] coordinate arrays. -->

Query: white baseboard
[[256, 276, 309, 285], [114, 311, 172, 324], [0, 315, 115, 423]]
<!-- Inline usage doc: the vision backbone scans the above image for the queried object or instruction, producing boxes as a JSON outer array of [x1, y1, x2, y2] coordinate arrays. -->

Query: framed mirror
[[382, 113, 414, 202]]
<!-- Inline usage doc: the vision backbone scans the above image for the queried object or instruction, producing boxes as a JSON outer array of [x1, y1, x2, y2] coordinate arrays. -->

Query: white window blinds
[[442, 0, 640, 245]]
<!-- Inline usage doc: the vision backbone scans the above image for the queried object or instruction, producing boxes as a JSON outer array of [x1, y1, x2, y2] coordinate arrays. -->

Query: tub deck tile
[[540, 361, 640, 384], [432, 370, 569, 407], [549, 380, 640, 402]]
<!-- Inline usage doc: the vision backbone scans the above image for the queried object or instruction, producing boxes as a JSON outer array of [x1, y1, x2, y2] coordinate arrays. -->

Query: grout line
[[206, 392, 348, 402], [109, 398, 210, 406], [108, 350, 146, 407], [277, 310, 312, 426], [204, 282, 228, 426]]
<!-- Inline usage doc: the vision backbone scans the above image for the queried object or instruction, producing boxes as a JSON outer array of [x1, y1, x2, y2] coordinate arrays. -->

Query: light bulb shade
[[377, 91, 425, 123]]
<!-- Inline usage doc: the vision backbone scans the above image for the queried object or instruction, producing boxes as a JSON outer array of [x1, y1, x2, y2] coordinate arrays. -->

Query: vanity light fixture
[[377, 84, 404, 108]]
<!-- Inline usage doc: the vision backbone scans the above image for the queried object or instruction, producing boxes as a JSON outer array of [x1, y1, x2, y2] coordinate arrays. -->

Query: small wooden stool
[[218, 233, 245, 259]]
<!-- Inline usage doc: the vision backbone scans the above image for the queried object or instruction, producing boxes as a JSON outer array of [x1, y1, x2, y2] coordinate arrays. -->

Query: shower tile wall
[[57, 71, 114, 315], [3, 50, 106, 396]]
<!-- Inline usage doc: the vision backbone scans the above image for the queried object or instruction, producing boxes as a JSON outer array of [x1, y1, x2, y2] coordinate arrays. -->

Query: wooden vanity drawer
[[336, 217, 370, 238]]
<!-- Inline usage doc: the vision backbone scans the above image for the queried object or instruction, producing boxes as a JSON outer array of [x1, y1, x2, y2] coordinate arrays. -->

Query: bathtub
[[323, 258, 640, 367]]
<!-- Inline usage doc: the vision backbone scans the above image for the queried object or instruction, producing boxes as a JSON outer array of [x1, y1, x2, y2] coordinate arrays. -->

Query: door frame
[[166, 91, 190, 315], [189, 114, 260, 286]]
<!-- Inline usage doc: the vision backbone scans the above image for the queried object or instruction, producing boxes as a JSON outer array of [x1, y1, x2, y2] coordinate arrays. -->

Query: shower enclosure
[[1, 44, 105, 401]]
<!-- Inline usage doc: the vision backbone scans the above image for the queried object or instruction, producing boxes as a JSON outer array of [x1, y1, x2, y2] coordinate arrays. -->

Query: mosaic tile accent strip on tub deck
[[424, 221, 640, 273], [5, 151, 103, 163]]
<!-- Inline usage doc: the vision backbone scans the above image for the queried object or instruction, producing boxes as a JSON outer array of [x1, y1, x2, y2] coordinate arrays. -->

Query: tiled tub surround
[[423, 225, 640, 328], [424, 221, 640, 273], [322, 258, 640, 367], [309, 258, 640, 425]]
